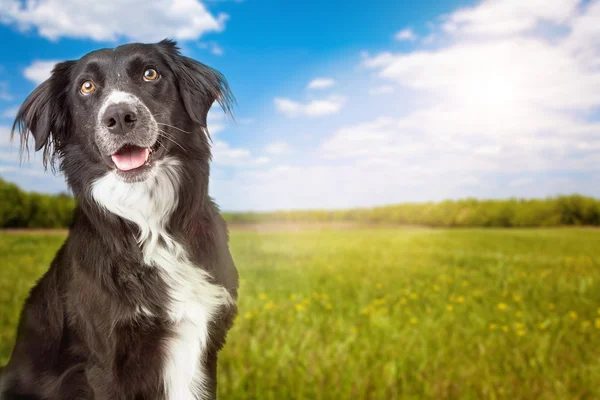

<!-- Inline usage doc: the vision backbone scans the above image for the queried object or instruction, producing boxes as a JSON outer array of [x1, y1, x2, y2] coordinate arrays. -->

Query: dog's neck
[[90, 156, 183, 262]]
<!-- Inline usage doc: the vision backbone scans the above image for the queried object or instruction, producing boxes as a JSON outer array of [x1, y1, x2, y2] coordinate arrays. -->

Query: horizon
[[1, 0, 599, 211]]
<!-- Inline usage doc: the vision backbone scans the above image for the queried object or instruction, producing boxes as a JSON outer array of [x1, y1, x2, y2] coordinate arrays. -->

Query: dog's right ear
[[11, 61, 75, 169]]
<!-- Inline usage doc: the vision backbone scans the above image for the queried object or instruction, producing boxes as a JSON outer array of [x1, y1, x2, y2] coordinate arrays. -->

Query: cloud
[[355, 0, 600, 178], [0, 126, 14, 146], [0, 0, 227, 42], [23, 60, 59, 85], [509, 178, 534, 187], [307, 78, 336, 90], [197, 41, 224, 56], [395, 28, 416, 41], [212, 140, 269, 166], [274, 95, 345, 117], [264, 141, 292, 155], [0, 82, 11, 101], [368, 85, 395, 95], [1, 106, 19, 119], [442, 0, 579, 37]]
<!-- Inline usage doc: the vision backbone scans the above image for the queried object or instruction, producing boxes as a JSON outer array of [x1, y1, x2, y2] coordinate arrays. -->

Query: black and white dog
[[0, 40, 238, 399]]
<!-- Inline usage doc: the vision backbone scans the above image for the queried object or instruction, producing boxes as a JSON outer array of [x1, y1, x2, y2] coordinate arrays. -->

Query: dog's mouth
[[111, 145, 151, 171], [108, 140, 163, 178]]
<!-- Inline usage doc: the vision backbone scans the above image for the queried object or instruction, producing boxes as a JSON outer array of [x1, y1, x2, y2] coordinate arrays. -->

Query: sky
[[0, 0, 599, 211]]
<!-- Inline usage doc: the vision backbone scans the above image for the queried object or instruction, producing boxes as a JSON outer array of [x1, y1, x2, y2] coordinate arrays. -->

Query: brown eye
[[143, 68, 159, 81], [80, 80, 96, 95]]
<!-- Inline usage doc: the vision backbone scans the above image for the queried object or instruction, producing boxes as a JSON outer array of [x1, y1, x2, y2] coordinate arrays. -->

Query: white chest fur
[[92, 158, 233, 400]]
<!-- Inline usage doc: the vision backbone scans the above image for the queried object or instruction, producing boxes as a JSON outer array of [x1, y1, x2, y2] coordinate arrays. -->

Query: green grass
[[1, 228, 599, 399]]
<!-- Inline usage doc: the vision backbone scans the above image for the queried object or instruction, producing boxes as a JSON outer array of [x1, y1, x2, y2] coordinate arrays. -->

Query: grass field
[[1, 227, 599, 399]]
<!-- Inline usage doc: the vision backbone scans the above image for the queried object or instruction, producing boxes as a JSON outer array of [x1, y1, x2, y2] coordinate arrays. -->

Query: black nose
[[103, 104, 138, 135]]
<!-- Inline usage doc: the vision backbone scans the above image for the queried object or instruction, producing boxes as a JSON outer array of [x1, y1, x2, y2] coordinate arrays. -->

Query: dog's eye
[[143, 68, 159, 81], [80, 81, 96, 95]]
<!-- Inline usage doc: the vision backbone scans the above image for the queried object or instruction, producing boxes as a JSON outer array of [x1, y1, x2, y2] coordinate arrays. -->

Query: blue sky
[[1, 0, 599, 211]]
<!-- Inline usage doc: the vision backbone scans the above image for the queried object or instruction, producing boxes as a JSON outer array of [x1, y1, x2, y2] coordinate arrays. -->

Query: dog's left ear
[[159, 39, 234, 127]]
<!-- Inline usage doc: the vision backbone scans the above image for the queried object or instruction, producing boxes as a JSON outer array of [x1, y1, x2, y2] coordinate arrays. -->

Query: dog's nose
[[103, 104, 138, 135]]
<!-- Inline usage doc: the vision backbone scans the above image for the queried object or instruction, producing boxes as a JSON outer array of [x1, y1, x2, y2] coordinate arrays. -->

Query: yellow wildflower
[[374, 298, 386, 306], [513, 295, 522, 303], [446, 304, 454, 312], [295, 303, 306, 312], [244, 312, 254, 319], [409, 317, 418, 325], [456, 296, 465, 304], [516, 329, 526, 337], [259, 293, 267, 300], [326, 303, 333, 310], [595, 318, 600, 329], [489, 323, 497, 330], [264, 301, 276, 311], [582, 321, 591, 329], [568, 311, 578, 320], [502, 325, 509, 333], [497, 303, 507, 311]]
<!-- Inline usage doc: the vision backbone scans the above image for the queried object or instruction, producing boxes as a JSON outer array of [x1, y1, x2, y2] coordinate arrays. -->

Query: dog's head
[[12, 39, 233, 186]]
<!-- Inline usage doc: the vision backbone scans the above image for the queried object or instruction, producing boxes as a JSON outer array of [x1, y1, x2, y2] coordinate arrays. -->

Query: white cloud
[[23, 60, 59, 85], [443, 0, 579, 37], [0, 82, 11, 101], [212, 140, 269, 166], [395, 28, 416, 41], [0, 165, 47, 177], [509, 178, 534, 187], [1, 106, 19, 119], [207, 109, 228, 135], [197, 41, 224, 56], [264, 141, 292, 155], [307, 78, 336, 90], [354, 0, 600, 179], [274, 95, 345, 117], [0, 0, 227, 42], [0, 126, 14, 146], [369, 85, 395, 95]]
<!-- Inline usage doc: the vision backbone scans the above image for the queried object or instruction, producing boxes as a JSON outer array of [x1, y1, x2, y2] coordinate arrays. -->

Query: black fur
[[1, 40, 238, 400]]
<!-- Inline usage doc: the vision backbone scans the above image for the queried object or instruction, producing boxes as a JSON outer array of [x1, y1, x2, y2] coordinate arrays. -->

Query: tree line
[[1, 177, 599, 228], [0, 178, 75, 228]]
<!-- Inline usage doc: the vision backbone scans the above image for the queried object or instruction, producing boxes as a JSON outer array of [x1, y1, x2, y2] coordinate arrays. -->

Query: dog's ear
[[12, 61, 75, 169], [159, 39, 234, 127]]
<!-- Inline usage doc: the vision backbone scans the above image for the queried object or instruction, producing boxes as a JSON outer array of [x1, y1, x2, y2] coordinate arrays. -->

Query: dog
[[0, 39, 239, 400]]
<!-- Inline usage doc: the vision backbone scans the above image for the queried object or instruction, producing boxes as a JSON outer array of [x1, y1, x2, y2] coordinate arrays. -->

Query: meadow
[[1, 227, 599, 399]]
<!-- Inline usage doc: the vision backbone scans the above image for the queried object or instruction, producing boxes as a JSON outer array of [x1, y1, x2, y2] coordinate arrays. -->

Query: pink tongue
[[111, 147, 149, 171]]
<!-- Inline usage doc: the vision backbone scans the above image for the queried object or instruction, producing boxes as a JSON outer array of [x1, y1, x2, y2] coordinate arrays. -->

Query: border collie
[[0, 40, 239, 400]]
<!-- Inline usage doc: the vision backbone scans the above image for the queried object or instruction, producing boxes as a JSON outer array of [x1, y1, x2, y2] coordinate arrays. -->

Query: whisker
[[156, 123, 192, 134], [157, 129, 189, 153]]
